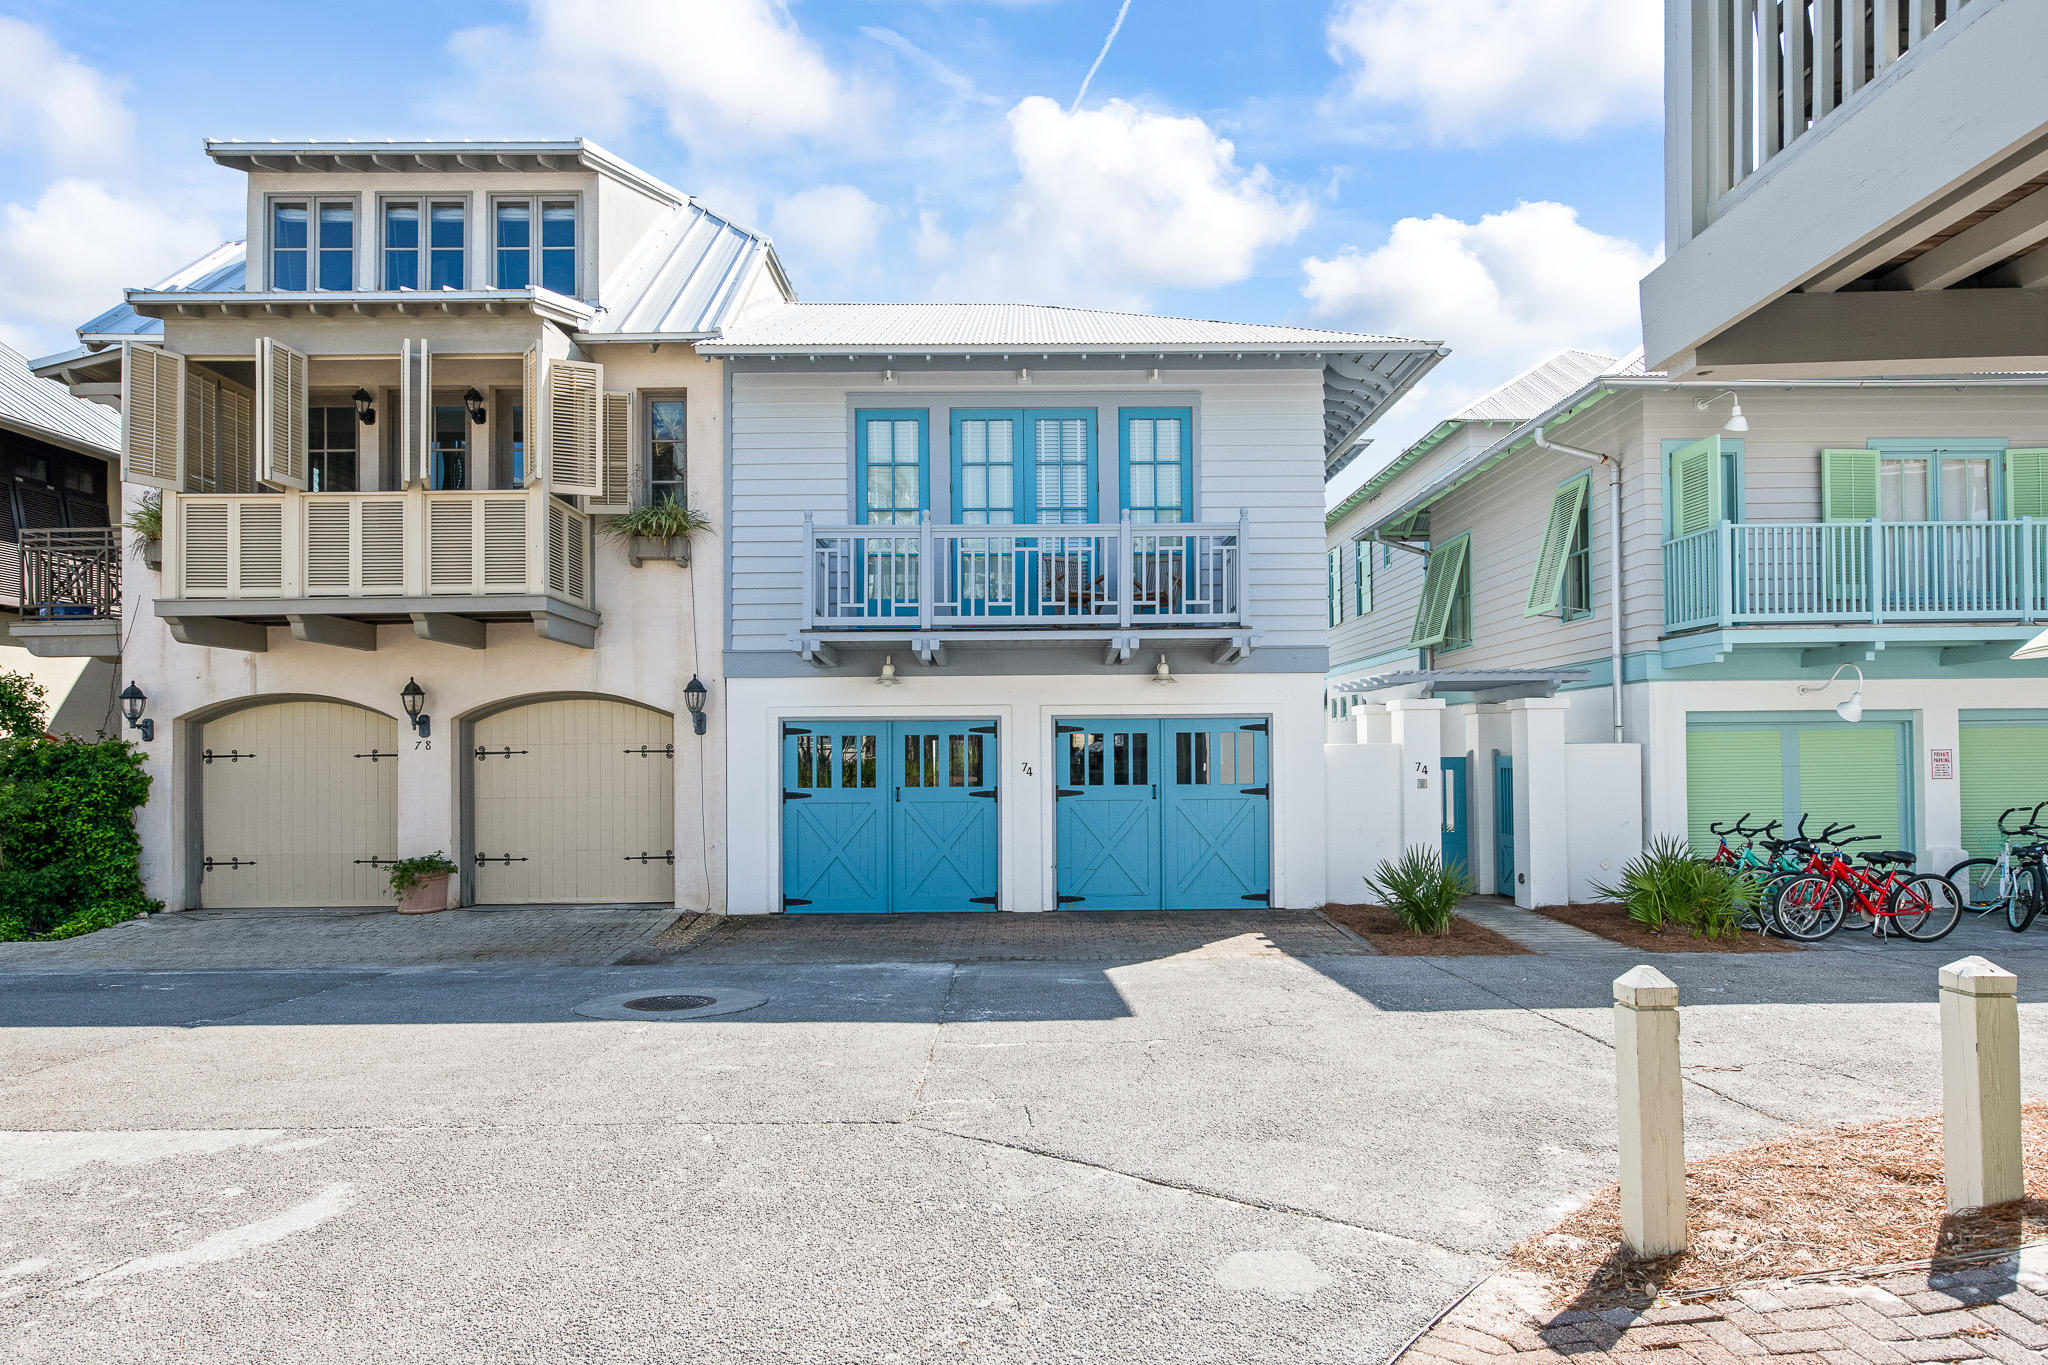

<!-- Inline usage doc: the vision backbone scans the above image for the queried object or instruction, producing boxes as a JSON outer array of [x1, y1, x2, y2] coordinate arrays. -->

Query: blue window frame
[[271, 201, 308, 291], [856, 410, 929, 524], [952, 412, 1019, 528], [949, 409, 1098, 525], [1120, 408, 1191, 523]]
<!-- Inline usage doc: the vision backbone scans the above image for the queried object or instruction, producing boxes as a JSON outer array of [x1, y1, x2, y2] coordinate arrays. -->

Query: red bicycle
[[1774, 841, 1962, 942]]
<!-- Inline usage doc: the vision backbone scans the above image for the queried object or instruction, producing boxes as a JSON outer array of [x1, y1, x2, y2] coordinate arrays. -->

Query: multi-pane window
[[1562, 491, 1591, 619], [308, 405, 358, 492], [1879, 453, 1995, 522], [648, 398, 686, 505], [271, 202, 308, 290], [1122, 410, 1188, 523], [271, 200, 355, 290], [861, 415, 925, 523], [383, 200, 465, 290], [494, 198, 578, 294]]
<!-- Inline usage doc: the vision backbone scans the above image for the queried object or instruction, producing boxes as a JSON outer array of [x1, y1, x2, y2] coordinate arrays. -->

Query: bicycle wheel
[[1948, 859, 2007, 918], [2014, 863, 2046, 933], [1775, 876, 1846, 941], [1889, 874, 1963, 942]]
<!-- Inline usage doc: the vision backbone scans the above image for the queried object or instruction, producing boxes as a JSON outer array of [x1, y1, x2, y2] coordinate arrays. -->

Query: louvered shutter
[[1354, 540, 1372, 615], [1684, 728, 1783, 856], [521, 346, 540, 487], [221, 385, 254, 494], [2004, 449, 2048, 518], [400, 338, 432, 488], [1524, 474, 1590, 616], [256, 338, 309, 490], [184, 370, 218, 493], [545, 358, 603, 496], [1327, 547, 1342, 625], [120, 344, 184, 490], [1821, 448, 1880, 521], [1668, 436, 1722, 537], [1960, 725, 2048, 856], [1409, 532, 1469, 648], [1797, 725, 1903, 851], [589, 391, 637, 511]]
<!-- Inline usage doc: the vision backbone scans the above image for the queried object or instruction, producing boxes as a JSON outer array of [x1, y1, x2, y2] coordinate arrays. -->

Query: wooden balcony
[[156, 486, 599, 652], [796, 513, 1255, 666], [9, 527, 122, 659]]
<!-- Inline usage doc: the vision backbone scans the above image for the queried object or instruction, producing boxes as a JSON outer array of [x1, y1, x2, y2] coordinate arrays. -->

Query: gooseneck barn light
[[1797, 663, 1864, 723], [1694, 390, 1749, 433], [400, 677, 430, 739], [118, 681, 153, 741], [683, 676, 708, 736]]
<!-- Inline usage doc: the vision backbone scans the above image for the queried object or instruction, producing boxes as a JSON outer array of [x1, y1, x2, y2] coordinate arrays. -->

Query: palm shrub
[[1362, 845, 1466, 935], [126, 490, 163, 546], [1592, 835, 1758, 939]]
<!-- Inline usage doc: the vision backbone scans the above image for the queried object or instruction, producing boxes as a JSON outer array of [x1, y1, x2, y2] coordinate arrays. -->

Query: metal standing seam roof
[[700, 301, 1432, 353], [77, 241, 248, 342], [0, 342, 119, 456], [580, 201, 783, 339]]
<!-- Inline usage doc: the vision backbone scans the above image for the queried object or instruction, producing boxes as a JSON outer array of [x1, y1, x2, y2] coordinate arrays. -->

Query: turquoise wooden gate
[[1440, 755, 1469, 886], [782, 721, 998, 913], [1493, 753, 1515, 896], [1056, 717, 1269, 910]]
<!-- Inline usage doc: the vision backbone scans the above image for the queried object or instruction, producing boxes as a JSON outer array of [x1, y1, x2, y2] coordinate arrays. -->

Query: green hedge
[[0, 671, 157, 940]]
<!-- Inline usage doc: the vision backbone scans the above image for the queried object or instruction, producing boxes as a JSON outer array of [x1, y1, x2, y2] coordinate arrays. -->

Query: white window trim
[[376, 194, 470, 292], [264, 193, 361, 292], [488, 193, 582, 296]]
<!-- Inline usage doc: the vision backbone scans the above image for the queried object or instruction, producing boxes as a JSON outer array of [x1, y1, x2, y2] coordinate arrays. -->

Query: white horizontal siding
[[728, 365, 1329, 653], [1326, 500, 1426, 671]]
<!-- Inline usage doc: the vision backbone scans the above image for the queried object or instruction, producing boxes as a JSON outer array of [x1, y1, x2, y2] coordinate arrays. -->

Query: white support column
[[1940, 956, 2022, 1213], [1615, 964, 1686, 1258], [1506, 696, 1571, 908], [1384, 698, 1446, 857], [396, 721, 457, 901]]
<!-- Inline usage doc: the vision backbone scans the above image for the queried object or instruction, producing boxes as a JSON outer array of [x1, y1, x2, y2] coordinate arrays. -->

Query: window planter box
[[142, 540, 162, 571], [627, 535, 691, 567]]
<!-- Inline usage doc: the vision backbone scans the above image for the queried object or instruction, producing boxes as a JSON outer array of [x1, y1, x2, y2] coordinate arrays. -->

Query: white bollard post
[[1940, 956, 2022, 1213], [1615, 965, 1686, 1257]]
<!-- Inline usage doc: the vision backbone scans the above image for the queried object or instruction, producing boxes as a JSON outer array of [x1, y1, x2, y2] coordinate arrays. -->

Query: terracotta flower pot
[[396, 872, 451, 915]]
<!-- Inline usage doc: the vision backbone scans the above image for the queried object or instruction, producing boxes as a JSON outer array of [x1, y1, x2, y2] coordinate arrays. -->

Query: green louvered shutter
[[1409, 533, 1469, 648], [1354, 540, 1372, 615], [1960, 725, 2048, 856], [1685, 729, 1784, 856], [1327, 547, 1342, 625], [1821, 449, 1880, 521], [1797, 726, 1903, 851], [1526, 474, 1591, 616], [1669, 437, 1723, 538], [2006, 449, 2048, 518]]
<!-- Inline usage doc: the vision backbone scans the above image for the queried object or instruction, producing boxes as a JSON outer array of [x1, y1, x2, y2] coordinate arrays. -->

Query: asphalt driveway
[[5, 911, 2047, 1363]]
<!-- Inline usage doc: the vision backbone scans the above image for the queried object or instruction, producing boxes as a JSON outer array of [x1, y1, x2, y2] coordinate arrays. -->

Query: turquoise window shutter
[[1668, 436, 1723, 537], [1525, 474, 1590, 616], [1409, 533, 1469, 648], [1327, 547, 1342, 625], [2005, 448, 2048, 519], [1353, 540, 1372, 615]]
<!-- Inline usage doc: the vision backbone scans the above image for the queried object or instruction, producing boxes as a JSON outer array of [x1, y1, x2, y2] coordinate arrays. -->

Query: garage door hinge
[[1057, 895, 1085, 904], [1239, 722, 1268, 733], [475, 853, 529, 866], [202, 748, 256, 764], [1241, 892, 1270, 903], [970, 789, 998, 800], [970, 725, 998, 735], [1240, 786, 1268, 796], [475, 746, 528, 761], [783, 897, 813, 907], [783, 790, 812, 801], [1056, 788, 1082, 799], [353, 857, 399, 868], [784, 727, 813, 737], [969, 896, 997, 905], [623, 850, 675, 864], [353, 750, 397, 763], [201, 856, 256, 871], [623, 744, 674, 758], [1054, 724, 1083, 735]]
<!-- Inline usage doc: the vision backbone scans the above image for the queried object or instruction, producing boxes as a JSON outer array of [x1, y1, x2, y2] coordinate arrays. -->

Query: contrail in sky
[[1071, 0, 1133, 111]]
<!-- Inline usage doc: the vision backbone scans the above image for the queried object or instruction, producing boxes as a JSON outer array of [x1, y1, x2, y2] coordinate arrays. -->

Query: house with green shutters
[[1325, 357, 2048, 899]]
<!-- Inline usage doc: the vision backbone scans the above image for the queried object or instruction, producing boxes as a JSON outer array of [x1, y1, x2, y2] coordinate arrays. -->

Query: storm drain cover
[[572, 988, 768, 1022], [625, 994, 715, 1013]]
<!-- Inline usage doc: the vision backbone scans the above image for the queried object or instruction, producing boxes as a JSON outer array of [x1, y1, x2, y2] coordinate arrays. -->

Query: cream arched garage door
[[199, 701, 401, 908], [471, 698, 676, 904]]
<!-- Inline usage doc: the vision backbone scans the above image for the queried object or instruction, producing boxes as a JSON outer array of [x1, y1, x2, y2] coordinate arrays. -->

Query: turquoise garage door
[[781, 721, 999, 913], [1055, 718, 1270, 910]]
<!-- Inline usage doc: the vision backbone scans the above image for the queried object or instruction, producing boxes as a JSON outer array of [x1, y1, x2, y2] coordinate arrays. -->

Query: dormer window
[[270, 198, 355, 291], [383, 199, 466, 290], [493, 196, 578, 295]]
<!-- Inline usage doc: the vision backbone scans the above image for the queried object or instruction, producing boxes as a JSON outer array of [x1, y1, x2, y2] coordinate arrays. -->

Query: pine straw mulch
[[1320, 904, 1531, 956], [1533, 903, 1802, 953], [1505, 1102, 2048, 1310]]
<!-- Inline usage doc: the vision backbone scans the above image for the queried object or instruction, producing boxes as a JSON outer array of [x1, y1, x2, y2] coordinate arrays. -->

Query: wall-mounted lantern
[[352, 388, 377, 427], [400, 677, 430, 739], [1152, 654, 1176, 686], [1796, 663, 1863, 722], [683, 675, 708, 736], [118, 681, 153, 741], [463, 388, 487, 425]]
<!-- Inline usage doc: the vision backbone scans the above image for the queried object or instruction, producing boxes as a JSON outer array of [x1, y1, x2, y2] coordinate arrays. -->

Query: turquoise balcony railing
[[1664, 519, 2048, 632]]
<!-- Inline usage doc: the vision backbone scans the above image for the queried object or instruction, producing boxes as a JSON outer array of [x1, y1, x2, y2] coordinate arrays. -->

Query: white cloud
[[0, 18, 133, 166], [0, 180, 222, 357], [1303, 200, 1654, 358], [447, 0, 873, 147], [1326, 0, 1660, 143], [934, 96, 1313, 305], [770, 185, 888, 274]]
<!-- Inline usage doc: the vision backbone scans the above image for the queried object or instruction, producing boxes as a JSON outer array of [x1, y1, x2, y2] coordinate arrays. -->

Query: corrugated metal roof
[[79, 241, 247, 341], [701, 302, 1432, 353], [1451, 349, 1620, 422], [583, 202, 777, 337], [0, 342, 118, 456]]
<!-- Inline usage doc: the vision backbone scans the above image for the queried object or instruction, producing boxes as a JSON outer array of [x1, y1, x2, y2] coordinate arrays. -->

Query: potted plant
[[126, 491, 163, 570], [388, 852, 459, 914], [602, 496, 713, 567]]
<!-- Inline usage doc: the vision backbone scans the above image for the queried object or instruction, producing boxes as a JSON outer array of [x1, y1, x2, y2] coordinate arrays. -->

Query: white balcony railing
[[1696, 0, 1974, 214], [803, 513, 1248, 630], [168, 485, 593, 609]]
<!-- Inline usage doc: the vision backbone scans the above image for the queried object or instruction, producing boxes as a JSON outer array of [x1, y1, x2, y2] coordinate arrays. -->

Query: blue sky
[[0, 0, 1664, 502]]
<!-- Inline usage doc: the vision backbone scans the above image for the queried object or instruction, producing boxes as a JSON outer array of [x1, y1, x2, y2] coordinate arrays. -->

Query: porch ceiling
[[155, 596, 599, 653], [1334, 667, 1590, 703]]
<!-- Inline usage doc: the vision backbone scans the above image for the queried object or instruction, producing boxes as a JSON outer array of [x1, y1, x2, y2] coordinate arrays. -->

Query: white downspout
[[1532, 425, 1625, 744]]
